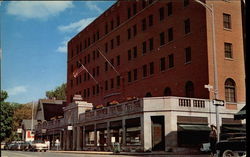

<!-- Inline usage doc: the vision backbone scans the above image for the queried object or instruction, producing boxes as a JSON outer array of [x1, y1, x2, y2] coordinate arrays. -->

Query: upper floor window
[[167, 2, 173, 16], [224, 42, 233, 58], [160, 57, 166, 71], [128, 49, 132, 61], [184, 18, 191, 34], [127, 7, 131, 19], [105, 23, 108, 34], [160, 32, 165, 46], [133, 46, 138, 58], [148, 14, 153, 26], [111, 20, 114, 30], [127, 28, 131, 40], [142, 0, 146, 9], [164, 87, 172, 96], [169, 54, 174, 68], [149, 38, 154, 51], [133, 24, 137, 36], [185, 47, 192, 63], [149, 62, 154, 75], [133, 69, 138, 81], [142, 41, 147, 54], [184, 0, 189, 7], [133, 3, 137, 15], [143, 64, 147, 77], [116, 35, 120, 46], [159, 7, 164, 21], [111, 39, 114, 49], [185, 81, 194, 98], [168, 27, 173, 42], [225, 78, 236, 102], [128, 71, 132, 82], [117, 16, 120, 26], [223, 13, 231, 29], [142, 18, 147, 31]]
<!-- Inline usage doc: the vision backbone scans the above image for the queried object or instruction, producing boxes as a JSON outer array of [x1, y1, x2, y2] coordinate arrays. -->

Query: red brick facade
[[67, 0, 245, 107]]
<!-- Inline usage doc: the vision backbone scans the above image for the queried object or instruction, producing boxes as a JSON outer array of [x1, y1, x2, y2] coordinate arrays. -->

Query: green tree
[[46, 83, 66, 100], [0, 90, 14, 142]]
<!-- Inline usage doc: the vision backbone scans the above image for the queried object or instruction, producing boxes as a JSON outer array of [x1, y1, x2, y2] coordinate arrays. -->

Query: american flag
[[73, 65, 86, 78]]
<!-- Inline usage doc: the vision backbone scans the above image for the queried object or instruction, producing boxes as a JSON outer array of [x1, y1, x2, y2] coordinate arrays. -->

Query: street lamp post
[[194, 0, 220, 142]]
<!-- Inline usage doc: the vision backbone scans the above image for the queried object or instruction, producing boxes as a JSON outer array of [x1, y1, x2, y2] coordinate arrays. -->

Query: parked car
[[20, 141, 31, 151], [30, 140, 48, 152], [216, 136, 246, 157], [11, 141, 24, 151]]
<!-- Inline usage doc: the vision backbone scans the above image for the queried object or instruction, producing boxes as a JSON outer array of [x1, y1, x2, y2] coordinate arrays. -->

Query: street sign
[[213, 99, 224, 106], [67, 126, 73, 130]]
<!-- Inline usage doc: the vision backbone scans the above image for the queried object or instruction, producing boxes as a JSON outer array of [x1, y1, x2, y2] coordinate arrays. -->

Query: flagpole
[[78, 61, 99, 84], [96, 47, 120, 76]]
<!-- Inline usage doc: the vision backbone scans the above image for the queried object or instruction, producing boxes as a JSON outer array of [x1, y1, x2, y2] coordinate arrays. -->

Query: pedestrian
[[55, 138, 60, 151], [45, 139, 50, 150], [209, 124, 217, 156]]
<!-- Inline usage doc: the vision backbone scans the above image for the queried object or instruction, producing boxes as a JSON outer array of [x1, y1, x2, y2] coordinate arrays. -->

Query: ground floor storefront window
[[96, 122, 108, 149], [110, 120, 123, 144], [125, 117, 141, 145], [85, 125, 95, 146]]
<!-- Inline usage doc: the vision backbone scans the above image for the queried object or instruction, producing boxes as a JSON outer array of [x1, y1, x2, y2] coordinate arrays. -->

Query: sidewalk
[[48, 150, 210, 156]]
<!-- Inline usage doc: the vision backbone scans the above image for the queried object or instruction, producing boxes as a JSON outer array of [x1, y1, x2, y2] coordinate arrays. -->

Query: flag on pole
[[73, 65, 85, 78]]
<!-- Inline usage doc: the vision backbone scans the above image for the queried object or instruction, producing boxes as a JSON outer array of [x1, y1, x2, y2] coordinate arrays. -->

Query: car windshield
[[33, 140, 45, 143]]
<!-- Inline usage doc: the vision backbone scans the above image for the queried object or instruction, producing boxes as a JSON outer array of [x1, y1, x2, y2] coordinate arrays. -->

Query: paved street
[[1, 150, 210, 157]]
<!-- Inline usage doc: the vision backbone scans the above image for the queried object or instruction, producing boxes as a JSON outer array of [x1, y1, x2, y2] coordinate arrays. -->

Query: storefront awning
[[234, 105, 246, 120], [222, 126, 246, 132], [178, 125, 211, 131]]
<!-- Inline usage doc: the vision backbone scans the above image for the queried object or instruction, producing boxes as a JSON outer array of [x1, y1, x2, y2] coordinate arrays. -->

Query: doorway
[[151, 116, 165, 151]]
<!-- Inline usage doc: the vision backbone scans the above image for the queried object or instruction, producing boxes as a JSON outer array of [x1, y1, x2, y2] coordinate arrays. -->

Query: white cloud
[[7, 1, 74, 19], [56, 37, 70, 53], [58, 17, 96, 33], [86, 1, 102, 14], [7, 86, 27, 96]]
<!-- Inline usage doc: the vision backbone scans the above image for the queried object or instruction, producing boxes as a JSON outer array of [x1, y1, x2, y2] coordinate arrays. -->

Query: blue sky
[[1, 1, 115, 104]]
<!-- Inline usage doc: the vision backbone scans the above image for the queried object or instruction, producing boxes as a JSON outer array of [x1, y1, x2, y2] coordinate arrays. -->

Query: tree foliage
[[46, 83, 66, 100], [0, 90, 14, 142]]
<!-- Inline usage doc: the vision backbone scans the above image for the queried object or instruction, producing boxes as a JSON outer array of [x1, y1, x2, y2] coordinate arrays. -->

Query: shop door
[[151, 116, 165, 151]]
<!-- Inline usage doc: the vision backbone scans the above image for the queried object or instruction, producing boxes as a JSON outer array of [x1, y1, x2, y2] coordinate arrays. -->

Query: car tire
[[222, 150, 235, 157]]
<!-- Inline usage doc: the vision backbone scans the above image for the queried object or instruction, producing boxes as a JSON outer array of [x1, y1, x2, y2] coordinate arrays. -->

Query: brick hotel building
[[35, 0, 246, 153]]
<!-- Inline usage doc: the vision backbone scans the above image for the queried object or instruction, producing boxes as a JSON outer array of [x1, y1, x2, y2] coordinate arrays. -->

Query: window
[[169, 54, 174, 68], [184, 19, 191, 34], [96, 66, 100, 76], [92, 50, 96, 60], [96, 85, 99, 94], [111, 20, 114, 30], [160, 57, 166, 71], [117, 16, 120, 27], [127, 7, 131, 19], [143, 64, 147, 77], [167, 2, 173, 16], [105, 23, 108, 34], [133, 24, 137, 36], [133, 69, 138, 81], [223, 13, 231, 29], [149, 38, 154, 51], [105, 80, 108, 91], [164, 87, 172, 96], [128, 49, 132, 61], [111, 58, 114, 66], [87, 88, 90, 97], [97, 31, 99, 40], [224, 43, 232, 58], [127, 28, 131, 40], [110, 78, 114, 89], [117, 55, 120, 66], [159, 7, 164, 21], [148, 14, 153, 26], [105, 61, 108, 71], [142, 0, 146, 9], [116, 35, 120, 46], [148, 0, 153, 4], [105, 42, 108, 53], [92, 86, 95, 95], [149, 62, 154, 75], [92, 68, 95, 77], [111, 39, 114, 49], [168, 27, 173, 42], [84, 89, 86, 98], [133, 46, 137, 58], [142, 18, 147, 31], [184, 0, 189, 7], [185, 81, 194, 97], [142, 41, 147, 54], [116, 76, 120, 87], [133, 3, 137, 15], [225, 78, 236, 102], [87, 54, 90, 63], [160, 32, 165, 46], [128, 71, 132, 82], [93, 33, 95, 43], [185, 47, 191, 63], [88, 37, 90, 46]]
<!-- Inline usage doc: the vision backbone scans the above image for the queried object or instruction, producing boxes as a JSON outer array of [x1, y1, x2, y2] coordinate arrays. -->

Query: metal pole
[[211, 4, 220, 142], [31, 101, 34, 131]]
